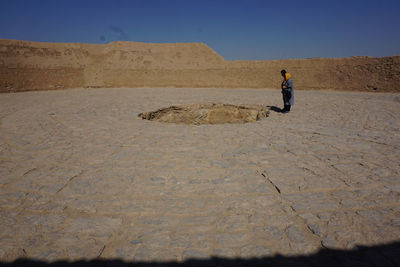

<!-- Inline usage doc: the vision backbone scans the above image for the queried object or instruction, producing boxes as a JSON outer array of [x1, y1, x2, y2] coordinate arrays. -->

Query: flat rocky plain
[[0, 87, 399, 263]]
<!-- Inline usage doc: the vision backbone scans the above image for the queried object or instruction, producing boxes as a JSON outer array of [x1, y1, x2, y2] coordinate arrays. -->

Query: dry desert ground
[[0, 87, 399, 265]]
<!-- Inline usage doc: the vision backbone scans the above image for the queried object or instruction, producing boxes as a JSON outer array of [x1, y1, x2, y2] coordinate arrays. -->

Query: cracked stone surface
[[0, 87, 399, 262]]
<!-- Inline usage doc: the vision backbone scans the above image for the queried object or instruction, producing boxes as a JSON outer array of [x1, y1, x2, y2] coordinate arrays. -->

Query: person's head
[[281, 69, 286, 78]]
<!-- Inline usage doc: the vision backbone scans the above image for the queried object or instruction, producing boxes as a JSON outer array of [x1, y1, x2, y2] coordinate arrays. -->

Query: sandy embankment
[[0, 87, 399, 263], [1, 39, 399, 93]]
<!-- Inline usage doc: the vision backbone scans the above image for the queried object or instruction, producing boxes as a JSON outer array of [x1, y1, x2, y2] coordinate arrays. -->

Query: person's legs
[[282, 96, 286, 112], [282, 104, 290, 113], [283, 92, 291, 112]]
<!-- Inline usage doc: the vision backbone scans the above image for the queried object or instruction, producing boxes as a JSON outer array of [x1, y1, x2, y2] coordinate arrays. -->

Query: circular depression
[[138, 103, 269, 125]]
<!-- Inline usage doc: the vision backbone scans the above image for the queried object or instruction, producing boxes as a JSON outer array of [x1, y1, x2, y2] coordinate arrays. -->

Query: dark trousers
[[283, 105, 291, 112], [282, 90, 291, 112]]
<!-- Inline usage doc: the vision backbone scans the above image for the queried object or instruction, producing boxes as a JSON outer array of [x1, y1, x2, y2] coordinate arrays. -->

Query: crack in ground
[[261, 171, 281, 194], [259, 169, 324, 246], [56, 171, 83, 194], [97, 245, 106, 258], [22, 167, 37, 177]]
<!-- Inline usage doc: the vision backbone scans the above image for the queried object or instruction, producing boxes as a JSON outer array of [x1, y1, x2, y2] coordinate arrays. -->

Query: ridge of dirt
[[1, 39, 399, 92]]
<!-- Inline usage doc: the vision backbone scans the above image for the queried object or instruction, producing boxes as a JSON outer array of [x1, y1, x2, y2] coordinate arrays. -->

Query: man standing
[[281, 69, 294, 113]]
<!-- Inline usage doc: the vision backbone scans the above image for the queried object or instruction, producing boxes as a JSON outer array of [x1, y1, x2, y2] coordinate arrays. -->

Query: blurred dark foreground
[[1, 242, 399, 267]]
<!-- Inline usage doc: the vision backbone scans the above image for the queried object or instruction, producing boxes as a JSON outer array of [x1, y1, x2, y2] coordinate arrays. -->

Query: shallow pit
[[138, 103, 269, 125]]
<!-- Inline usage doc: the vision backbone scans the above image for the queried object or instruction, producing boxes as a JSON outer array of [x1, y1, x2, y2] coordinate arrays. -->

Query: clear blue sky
[[1, 0, 399, 60]]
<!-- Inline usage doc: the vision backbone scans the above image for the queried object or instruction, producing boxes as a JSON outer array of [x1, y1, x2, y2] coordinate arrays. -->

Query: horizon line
[[1, 38, 399, 61]]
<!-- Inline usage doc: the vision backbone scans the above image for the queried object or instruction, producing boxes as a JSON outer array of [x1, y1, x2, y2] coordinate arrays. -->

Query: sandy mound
[[1, 39, 399, 93], [138, 103, 269, 125]]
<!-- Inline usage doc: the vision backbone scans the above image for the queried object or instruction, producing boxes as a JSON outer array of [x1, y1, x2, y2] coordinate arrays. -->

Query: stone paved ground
[[0, 87, 399, 262]]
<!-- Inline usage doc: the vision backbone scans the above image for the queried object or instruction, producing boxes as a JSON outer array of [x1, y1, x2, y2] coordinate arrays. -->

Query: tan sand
[[1, 39, 399, 93], [0, 87, 399, 262]]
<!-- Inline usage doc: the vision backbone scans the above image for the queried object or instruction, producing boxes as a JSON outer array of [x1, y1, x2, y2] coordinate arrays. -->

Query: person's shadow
[[267, 105, 284, 113]]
